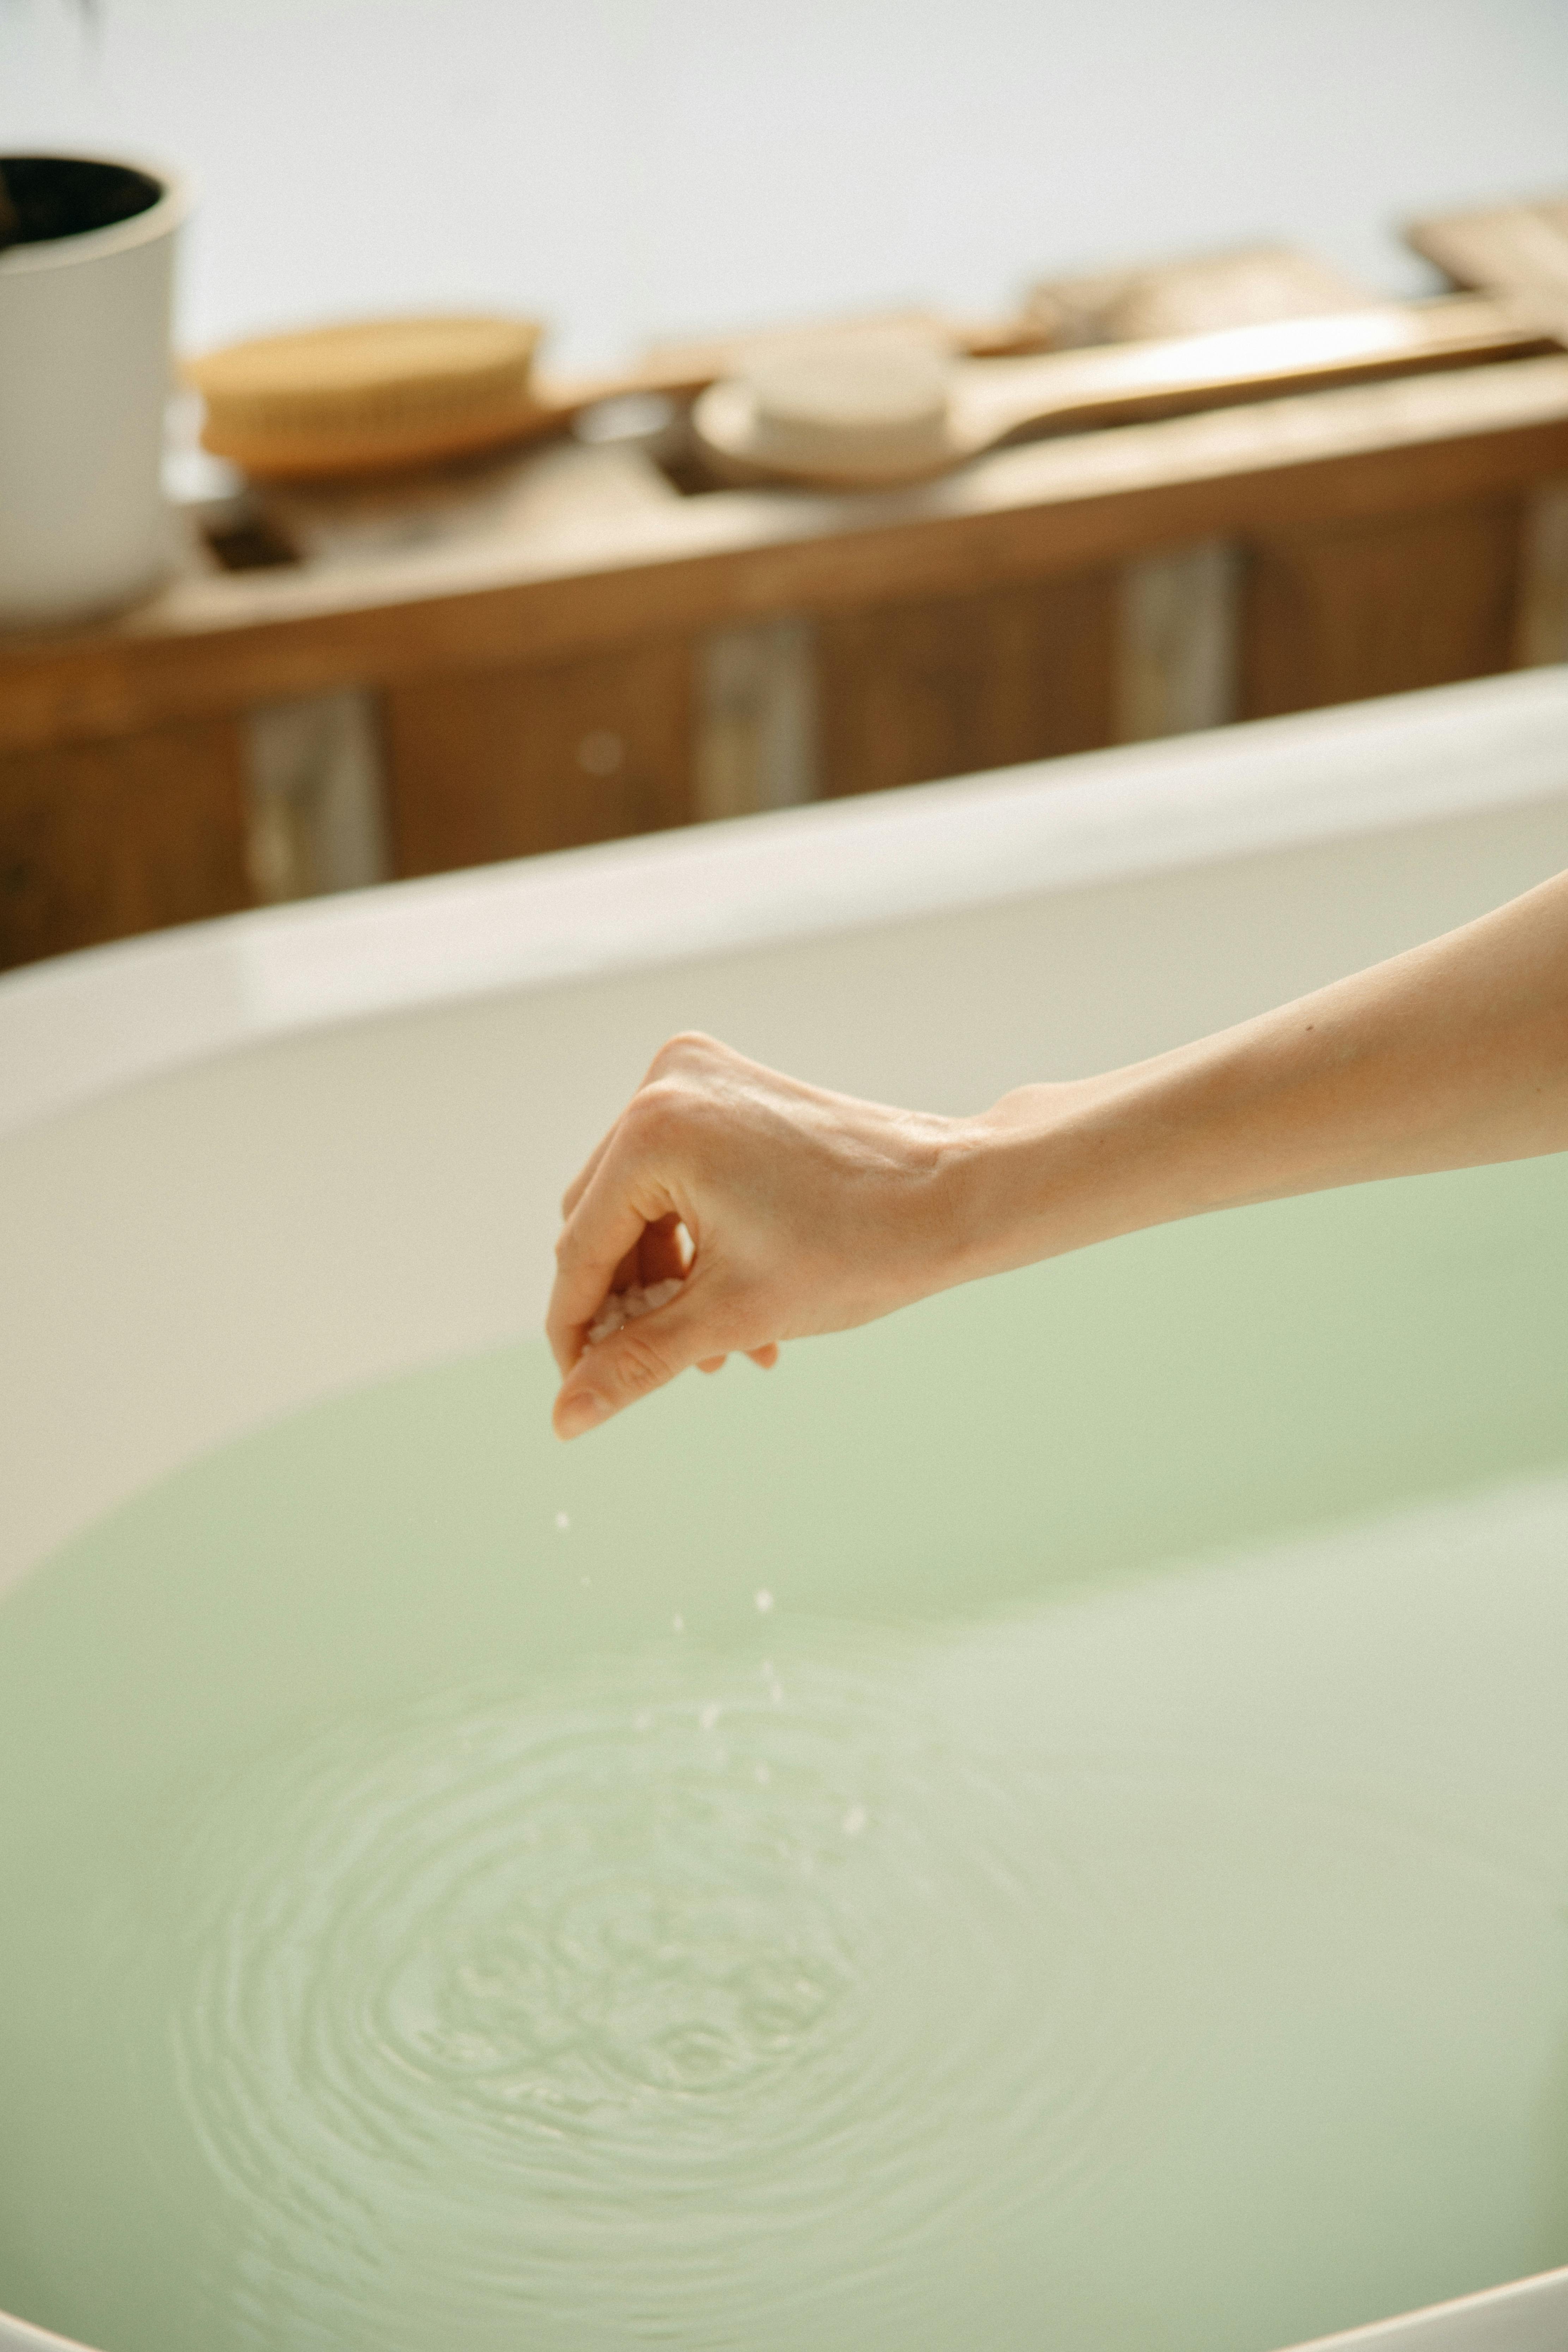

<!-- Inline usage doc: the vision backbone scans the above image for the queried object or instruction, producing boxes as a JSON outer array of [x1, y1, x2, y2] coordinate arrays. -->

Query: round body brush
[[187, 314, 548, 480]]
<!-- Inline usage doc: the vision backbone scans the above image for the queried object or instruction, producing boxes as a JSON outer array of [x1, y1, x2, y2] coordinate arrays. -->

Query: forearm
[[547, 869, 1568, 1434], [955, 867, 1568, 1279]]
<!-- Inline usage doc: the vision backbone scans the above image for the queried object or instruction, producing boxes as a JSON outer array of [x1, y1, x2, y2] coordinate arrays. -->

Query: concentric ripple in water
[[164, 1647, 1142, 2348], [5, 1266, 1568, 2352]]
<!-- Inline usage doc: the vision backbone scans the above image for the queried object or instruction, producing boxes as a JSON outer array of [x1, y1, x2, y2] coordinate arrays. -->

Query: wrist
[[944, 1051, 1231, 1284], [938, 1078, 1125, 1285]]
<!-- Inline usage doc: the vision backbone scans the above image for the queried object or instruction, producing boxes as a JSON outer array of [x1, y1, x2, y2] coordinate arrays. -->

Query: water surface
[[2, 1165, 1568, 2352]]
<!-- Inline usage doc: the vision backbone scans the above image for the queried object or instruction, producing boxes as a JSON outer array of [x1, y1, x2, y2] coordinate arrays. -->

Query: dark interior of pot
[[0, 155, 164, 251]]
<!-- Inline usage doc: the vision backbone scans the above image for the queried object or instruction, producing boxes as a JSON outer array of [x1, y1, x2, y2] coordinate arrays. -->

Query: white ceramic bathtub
[[3, 667, 1568, 2352]]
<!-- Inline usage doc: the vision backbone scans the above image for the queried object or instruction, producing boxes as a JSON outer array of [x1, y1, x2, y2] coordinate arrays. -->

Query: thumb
[[553, 1280, 739, 1439]]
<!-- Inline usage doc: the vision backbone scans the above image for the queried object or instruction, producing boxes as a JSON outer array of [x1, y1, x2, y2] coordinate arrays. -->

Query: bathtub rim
[[2, 664, 1567, 1144], [1291, 2261, 1568, 2350]]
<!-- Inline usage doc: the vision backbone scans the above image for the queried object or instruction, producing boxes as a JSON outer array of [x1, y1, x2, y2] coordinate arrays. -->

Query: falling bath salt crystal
[[754, 1762, 771, 1786], [585, 1277, 684, 1347], [755, 1589, 774, 1614], [842, 1805, 868, 1836], [671, 1615, 684, 1634], [554, 1512, 570, 1533], [699, 1703, 721, 1732]]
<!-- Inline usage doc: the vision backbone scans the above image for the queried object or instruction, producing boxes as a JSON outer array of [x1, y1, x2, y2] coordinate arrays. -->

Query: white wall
[[2, 0, 1566, 373]]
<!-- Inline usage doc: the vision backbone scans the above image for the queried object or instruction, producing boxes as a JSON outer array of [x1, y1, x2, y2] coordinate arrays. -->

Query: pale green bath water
[[3, 1160, 1568, 2352]]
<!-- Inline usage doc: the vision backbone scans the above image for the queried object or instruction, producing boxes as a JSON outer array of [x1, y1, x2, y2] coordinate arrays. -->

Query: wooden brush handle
[[529, 309, 1053, 427], [951, 296, 1557, 454]]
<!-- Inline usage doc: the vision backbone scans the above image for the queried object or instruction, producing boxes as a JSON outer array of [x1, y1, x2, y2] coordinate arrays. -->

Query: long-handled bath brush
[[691, 294, 1555, 490]]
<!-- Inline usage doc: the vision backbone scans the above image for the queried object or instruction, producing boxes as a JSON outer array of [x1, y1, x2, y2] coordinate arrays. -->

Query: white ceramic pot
[[0, 152, 192, 628]]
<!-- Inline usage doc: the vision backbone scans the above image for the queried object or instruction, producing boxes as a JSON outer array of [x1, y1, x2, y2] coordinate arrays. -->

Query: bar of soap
[[585, 1277, 684, 1346]]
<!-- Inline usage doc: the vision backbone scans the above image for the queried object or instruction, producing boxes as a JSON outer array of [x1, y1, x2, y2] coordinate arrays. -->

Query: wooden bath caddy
[[2, 231, 1568, 974]]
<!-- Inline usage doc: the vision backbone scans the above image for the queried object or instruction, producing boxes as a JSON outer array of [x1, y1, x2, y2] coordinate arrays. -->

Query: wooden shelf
[[4, 332, 1568, 973]]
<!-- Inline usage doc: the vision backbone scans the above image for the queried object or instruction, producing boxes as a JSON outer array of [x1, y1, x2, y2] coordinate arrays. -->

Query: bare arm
[[546, 866, 1568, 1438]]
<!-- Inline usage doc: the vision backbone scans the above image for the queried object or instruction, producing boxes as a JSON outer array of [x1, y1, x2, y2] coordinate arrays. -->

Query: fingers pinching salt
[[585, 1276, 684, 1347]]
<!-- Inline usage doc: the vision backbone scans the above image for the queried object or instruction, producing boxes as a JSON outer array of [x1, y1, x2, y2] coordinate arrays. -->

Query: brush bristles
[[187, 314, 549, 478]]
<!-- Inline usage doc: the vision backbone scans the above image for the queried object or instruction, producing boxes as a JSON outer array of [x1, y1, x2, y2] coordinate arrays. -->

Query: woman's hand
[[546, 868, 1568, 1440], [546, 1033, 978, 1438]]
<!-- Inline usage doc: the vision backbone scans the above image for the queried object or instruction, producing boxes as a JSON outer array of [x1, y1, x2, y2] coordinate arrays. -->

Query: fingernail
[[558, 1390, 607, 1439]]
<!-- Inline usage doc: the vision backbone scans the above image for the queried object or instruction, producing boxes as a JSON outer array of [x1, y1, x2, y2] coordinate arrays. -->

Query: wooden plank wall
[[4, 360, 1568, 972], [383, 637, 695, 876], [368, 487, 1538, 867], [0, 718, 250, 971], [815, 571, 1120, 798], [1239, 493, 1526, 718], [0, 500, 1545, 970]]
